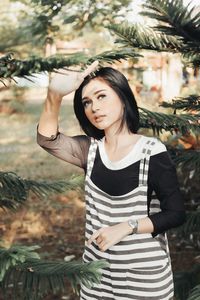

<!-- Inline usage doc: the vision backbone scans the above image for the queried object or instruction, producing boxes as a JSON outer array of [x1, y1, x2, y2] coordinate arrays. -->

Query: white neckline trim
[[97, 136, 166, 170], [98, 136, 146, 170]]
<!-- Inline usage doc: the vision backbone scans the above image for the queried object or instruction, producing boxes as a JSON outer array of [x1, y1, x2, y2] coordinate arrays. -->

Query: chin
[[95, 125, 106, 130], [92, 122, 106, 130]]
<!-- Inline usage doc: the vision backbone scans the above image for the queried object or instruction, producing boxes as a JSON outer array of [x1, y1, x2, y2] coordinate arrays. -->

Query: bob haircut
[[73, 67, 140, 140]]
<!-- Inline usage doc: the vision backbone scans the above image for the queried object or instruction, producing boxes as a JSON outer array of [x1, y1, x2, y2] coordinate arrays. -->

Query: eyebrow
[[82, 89, 106, 102]]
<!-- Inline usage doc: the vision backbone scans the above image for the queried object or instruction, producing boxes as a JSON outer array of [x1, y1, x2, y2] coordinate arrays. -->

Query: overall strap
[[86, 138, 98, 178], [139, 139, 157, 186]]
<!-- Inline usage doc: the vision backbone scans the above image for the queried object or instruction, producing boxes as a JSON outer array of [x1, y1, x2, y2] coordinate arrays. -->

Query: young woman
[[37, 61, 186, 300]]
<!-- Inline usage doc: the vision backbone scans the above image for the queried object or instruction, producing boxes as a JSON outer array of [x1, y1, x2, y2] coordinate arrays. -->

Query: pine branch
[[0, 172, 84, 211], [0, 172, 27, 211], [176, 210, 200, 235], [0, 245, 40, 281], [184, 53, 200, 67], [108, 23, 182, 52], [0, 53, 88, 79], [87, 48, 142, 65], [25, 174, 84, 198], [0, 245, 108, 299], [0, 50, 141, 80], [174, 264, 200, 300], [172, 149, 200, 175], [139, 107, 200, 135], [142, 0, 200, 48], [161, 95, 200, 112], [187, 284, 200, 300], [108, 1, 200, 65]]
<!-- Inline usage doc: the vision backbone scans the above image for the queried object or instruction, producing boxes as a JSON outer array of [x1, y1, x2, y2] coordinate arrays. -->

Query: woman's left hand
[[87, 222, 132, 252]]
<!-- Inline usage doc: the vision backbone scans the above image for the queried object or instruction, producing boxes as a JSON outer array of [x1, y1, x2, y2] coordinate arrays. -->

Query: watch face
[[129, 220, 136, 227], [128, 219, 138, 233]]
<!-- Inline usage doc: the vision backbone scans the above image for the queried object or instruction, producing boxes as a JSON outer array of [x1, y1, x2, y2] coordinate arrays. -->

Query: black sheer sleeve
[[37, 128, 90, 171], [147, 151, 186, 236]]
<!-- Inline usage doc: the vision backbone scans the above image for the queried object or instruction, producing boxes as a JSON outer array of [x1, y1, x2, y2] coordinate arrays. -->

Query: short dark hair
[[73, 67, 140, 139]]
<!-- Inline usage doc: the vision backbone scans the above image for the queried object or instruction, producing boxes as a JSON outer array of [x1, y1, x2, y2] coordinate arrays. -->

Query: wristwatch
[[128, 219, 138, 234]]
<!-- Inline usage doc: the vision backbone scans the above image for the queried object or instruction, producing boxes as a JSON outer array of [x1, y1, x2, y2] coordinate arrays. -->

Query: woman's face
[[82, 78, 124, 133]]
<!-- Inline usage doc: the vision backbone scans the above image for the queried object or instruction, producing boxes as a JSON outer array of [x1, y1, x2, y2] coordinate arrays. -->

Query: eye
[[82, 100, 91, 108], [98, 94, 105, 100]]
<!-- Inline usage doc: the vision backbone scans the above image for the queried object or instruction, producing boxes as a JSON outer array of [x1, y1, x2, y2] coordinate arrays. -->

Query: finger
[[87, 230, 100, 246], [96, 236, 103, 244], [99, 242, 109, 252], [82, 60, 99, 78], [52, 68, 70, 75]]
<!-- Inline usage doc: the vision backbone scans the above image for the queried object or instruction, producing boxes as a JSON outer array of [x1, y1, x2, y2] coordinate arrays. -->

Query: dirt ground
[[0, 88, 197, 300]]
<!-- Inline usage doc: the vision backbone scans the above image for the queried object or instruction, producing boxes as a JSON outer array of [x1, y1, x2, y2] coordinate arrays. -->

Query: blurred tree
[[0, 0, 132, 57]]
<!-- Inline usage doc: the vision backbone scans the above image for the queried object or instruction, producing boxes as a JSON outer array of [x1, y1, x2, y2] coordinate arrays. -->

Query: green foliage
[[0, 245, 40, 281], [25, 174, 84, 198], [109, 0, 200, 66], [0, 49, 141, 80], [4, 0, 132, 55], [141, 0, 200, 47], [0, 53, 87, 80], [0, 244, 109, 299], [176, 210, 200, 235], [0, 171, 84, 211], [108, 22, 181, 52], [173, 149, 200, 174], [174, 264, 200, 300], [187, 284, 200, 300], [161, 95, 200, 112], [62, 0, 133, 30], [0, 172, 27, 211], [139, 107, 200, 135]]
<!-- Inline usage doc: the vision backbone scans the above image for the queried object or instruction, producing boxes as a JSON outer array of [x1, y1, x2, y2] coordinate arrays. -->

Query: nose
[[91, 102, 100, 113]]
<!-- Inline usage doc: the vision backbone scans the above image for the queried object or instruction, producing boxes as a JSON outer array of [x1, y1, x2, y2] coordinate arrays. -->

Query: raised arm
[[38, 61, 99, 138], [37, 61, 99, 170]]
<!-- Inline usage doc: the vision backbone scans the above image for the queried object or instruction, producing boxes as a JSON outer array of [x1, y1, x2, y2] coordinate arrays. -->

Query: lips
[[94, 115, 106, 122]]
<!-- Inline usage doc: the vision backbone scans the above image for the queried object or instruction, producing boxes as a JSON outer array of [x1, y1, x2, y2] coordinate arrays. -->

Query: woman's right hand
[[48, 60, 99, 97]]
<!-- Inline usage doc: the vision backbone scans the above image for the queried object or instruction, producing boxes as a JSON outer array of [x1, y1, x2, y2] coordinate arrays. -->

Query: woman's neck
[[104, 127, 140, 152]]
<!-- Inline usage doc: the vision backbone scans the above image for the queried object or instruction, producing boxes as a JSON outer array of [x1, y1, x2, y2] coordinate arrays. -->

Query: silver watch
[[128, 219, 138, 234]]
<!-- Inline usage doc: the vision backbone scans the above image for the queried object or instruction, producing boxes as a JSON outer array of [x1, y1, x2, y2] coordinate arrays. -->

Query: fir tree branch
[[0, 172, 28, 211], [0, 246, 108, 299], [174, 264, 200, 300], [88, 48, 142, 65], [172, 149, 200, 175], [176, 210, 200, 235], [108, 1, 200, 65], [25, 174, 84, 198], [0, 245, 40, 281], [0, 53, 88, 79], [161, 95, 200, 112], [187, 284, 200, 300], [139, 107, 200, 135], [184, 54, 200, 67], [108, 23, 182, 52], [142, 0, 200, 47], [0, 172, 84, 211], [0, 49, 141, 80]]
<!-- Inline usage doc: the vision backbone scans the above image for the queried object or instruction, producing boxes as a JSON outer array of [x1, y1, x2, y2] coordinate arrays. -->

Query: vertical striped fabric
[[80, 138, 174, 300]]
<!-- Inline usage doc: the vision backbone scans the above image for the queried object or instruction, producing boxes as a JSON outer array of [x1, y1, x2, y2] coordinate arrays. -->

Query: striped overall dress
[[80, 138, 174, 300]]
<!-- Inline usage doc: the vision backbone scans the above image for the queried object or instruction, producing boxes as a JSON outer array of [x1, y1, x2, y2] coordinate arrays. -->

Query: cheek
[[112, 103, 124, 117], [84, 109, 95, 123]]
